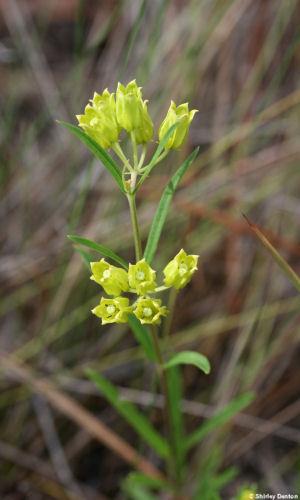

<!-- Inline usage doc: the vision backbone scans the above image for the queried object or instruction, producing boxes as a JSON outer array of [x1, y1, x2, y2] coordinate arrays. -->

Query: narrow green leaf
[[164, 351, 210, 375], [185, 392, 254, 451], [127, 315, 156, 361], [243, 214, 300, 292], [144, 147, 199, 263], [68, 234, 128, 269], [166, 367, 185, 478], [86, 369, 170, 459], [74, 247, 94, 269], [124, 472, 169, 492], [214, 467, 238, 489], [137, 123, 179, 188], [123, 482, 157, 500], [59, 121, 125, 193]]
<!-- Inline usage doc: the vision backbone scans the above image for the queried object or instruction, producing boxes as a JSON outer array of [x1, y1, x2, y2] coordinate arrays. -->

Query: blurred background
[[0, 0, 300, 498]]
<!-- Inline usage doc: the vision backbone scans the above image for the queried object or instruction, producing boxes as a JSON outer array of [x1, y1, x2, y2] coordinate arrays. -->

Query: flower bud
[[128, 259, 157, 295], [158, 101, 197, 149], [92, 297, 131, 324], [90, 259, 129, 296], [133, 297, 168, 325], [163, 249, 198, 289], [76, 89, 119, 149], [116, 80, 153, 143]]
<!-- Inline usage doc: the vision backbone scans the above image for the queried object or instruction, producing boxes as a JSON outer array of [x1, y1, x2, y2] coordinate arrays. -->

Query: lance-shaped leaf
[[59, 121, 125, 193], [144, 147, 199, 264], [124, 472, 169, 492], [127, 315, 156, 361], [86, 369, 170, 459], [74, 247, 94, 269], [166, 367, 185, 480], [164, 351, 210, 375], [185, 392, 254, 451], [68, 234, 128, 269]]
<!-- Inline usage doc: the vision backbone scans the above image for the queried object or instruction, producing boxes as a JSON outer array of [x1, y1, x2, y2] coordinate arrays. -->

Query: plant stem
[[137, 145, 147, 170], [150, 326, 180, 493], [162, 287, 178, 342], [127, 192, 143, 261], [126, 173, 180, 494], [113, 142, 134, 173], [131, 132, 138, 169], [139, 149, 169, 173]]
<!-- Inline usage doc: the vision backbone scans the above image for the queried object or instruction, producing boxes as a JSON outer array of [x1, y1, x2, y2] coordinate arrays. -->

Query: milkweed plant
[[61, 80, 254, 499]]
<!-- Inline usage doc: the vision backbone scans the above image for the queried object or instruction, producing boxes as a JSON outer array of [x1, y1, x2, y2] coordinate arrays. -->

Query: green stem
[[127, 192, 143, 261], [139, 149, 169, 173], [131, 131, 138, 169], [162, 288, 178, 342], [113, 142, 134, 173], [150, 326, 180, 492], [137, 144, 147, 170]]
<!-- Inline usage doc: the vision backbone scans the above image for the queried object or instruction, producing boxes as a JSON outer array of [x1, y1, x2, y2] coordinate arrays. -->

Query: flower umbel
[[116, 80, 153, 143], [92, 297, 131, 324], [133, 297, 168, 325], [76, 89, 119, 149], [90, 259, 129, 296], [159, 101, 197, 149], [128, 259, 157, 295], [163, 249, 198, 289]]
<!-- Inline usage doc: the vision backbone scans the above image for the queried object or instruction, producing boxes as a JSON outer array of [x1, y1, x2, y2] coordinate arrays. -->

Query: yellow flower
[[92, 297, 131, 324], [90, 259, 129, 296], [133, 297, 168, 325], [128, 259, 157, 295], [158, 101, 197, 149], [116, 80, 153, 143], [163, 249, 198, 289], [76, 89, 119, 149]]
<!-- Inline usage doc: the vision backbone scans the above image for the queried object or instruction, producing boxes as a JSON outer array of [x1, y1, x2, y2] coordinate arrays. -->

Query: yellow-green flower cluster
[[91, 250, 198, 326], [77, 80, 197, 151]]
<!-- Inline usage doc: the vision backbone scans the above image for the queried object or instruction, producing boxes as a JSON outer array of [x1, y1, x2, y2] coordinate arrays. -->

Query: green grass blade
[[86, 369, 170, 459], [127, 315, 156, 361], [164, 350, 210, 375], [68, 234, 128, 269], [58, 121, 125, 193], [243, 214, 300, 292], [143, 147, 199, 263], [185, 392, 254, 451], [137, 123, 179, 188]]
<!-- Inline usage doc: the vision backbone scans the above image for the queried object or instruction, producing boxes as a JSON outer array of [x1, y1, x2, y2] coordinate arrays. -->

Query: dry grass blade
[[0, 440, 104, 500], [32, 395, 85, 499], [177, 201, 300, 258], [0, 352, 165, 483], [227, 399, 300, 461], [243, 214, 300, 292]]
